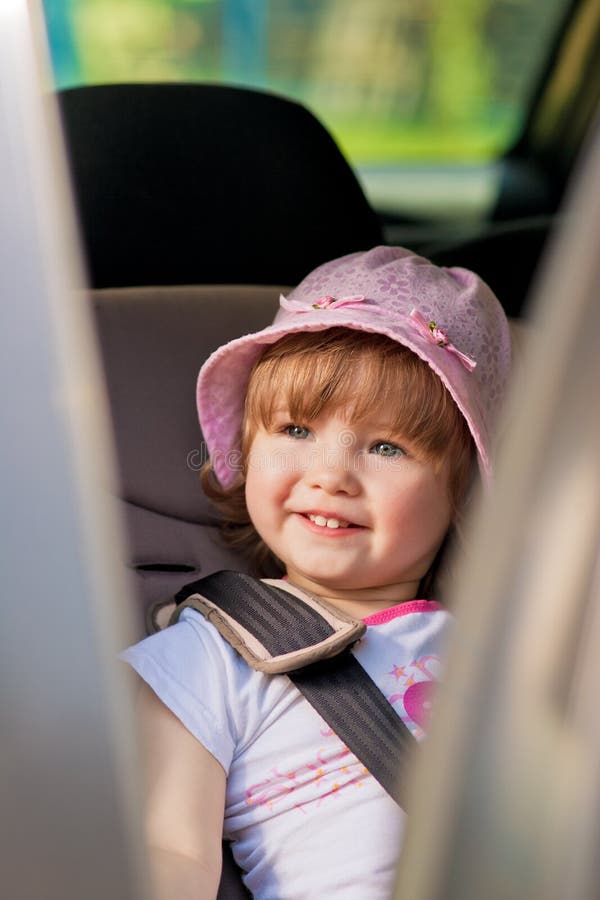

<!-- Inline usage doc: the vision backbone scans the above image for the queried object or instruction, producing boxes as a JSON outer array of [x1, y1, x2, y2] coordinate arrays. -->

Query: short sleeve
[[121, 609, 243, 772]]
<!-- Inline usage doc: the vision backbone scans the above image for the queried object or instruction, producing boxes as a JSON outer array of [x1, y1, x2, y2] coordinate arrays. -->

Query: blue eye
[[371, 441, 405, 458], [284, 424, 311, 440]]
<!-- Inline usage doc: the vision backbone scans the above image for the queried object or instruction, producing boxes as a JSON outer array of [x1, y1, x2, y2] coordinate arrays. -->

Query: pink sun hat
[[197, 245, 511, 488]]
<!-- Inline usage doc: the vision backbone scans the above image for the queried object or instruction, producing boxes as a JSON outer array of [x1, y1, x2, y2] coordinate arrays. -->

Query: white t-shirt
[[122, 592, 452, 899]]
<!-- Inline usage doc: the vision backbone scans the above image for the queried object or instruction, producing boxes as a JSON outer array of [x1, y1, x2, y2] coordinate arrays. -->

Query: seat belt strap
[[172, 570, 418, 809]]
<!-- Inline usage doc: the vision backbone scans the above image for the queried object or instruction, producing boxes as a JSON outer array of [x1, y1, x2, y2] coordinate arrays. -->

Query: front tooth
[[308, 515, 350, 528]]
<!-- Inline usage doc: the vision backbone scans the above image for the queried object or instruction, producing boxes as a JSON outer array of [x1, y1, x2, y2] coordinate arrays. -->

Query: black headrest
[[58, 83, 383, 289]]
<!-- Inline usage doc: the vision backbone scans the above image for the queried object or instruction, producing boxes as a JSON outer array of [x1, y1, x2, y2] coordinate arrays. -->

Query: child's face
[[245, 401, 452, 612]]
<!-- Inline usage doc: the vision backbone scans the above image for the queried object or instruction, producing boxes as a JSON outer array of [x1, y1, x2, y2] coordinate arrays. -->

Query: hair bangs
[[243, 328, 471, 470], [245, 331, 390, 432]]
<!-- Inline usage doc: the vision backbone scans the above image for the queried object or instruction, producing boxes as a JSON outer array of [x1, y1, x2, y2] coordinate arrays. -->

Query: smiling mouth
[[303, 513, 360, 530]]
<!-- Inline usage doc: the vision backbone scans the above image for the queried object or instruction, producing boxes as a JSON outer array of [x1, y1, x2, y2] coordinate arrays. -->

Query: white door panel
[[0, 4, 149, 898]]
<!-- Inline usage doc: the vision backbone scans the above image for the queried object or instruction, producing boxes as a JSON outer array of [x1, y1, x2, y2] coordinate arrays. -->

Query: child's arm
[[137, 681, 226, 899]]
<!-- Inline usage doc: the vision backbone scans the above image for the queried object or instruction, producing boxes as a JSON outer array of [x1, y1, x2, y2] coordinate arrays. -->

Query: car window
[[43, 0, 570, 221]]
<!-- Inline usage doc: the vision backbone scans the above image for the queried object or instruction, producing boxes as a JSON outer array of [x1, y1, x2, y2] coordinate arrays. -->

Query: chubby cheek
[[245, 465, 271, 522], [245, 445, 293, 538], [383, 475, 452, 559], [245, 477, 293, 568]]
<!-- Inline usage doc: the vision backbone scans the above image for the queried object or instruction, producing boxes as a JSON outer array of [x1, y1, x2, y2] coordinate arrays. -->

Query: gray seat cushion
[[92, 284, 285, 618]]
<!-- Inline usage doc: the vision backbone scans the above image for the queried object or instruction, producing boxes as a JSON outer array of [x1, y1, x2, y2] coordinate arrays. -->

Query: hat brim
[[197, 308, 491, 489]]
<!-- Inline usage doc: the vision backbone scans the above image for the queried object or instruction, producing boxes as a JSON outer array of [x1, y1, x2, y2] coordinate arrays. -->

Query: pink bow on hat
[[409, 308, 477, 372], [279, 293, 383, 313]]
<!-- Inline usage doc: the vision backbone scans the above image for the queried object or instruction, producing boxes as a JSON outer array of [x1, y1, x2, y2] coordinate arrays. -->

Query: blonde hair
[[202, 328, 475, 579]]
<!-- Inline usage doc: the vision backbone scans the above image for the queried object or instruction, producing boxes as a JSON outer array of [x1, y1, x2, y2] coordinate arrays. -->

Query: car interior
[[55, 7, 600, 894], [4, 0, 600, 896]]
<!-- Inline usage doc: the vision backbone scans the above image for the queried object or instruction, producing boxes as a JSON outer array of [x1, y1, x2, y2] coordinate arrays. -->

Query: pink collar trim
[[362, 599, 444, 626]]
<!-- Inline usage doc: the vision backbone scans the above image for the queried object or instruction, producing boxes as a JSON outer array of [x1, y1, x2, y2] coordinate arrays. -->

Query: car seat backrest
[[91, 284, 284, 620], [61, 83, 383, 290]]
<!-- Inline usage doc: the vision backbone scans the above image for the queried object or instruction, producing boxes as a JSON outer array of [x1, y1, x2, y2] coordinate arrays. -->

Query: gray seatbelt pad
[[174, 571, 418, 809]]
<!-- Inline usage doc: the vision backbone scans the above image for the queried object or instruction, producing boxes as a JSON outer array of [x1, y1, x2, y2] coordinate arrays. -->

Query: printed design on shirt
[[244, 654, 442, 811], [245, 727, 368, 813], [387, 654, 442, 738]]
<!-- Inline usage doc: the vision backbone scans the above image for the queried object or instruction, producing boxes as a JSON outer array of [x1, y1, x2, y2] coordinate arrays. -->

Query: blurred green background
[[43, 0, 567, 162], [42, 0, 569, 219]]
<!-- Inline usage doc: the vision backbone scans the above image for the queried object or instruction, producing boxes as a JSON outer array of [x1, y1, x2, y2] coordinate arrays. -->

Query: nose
[[306, 447, 361, 496]]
